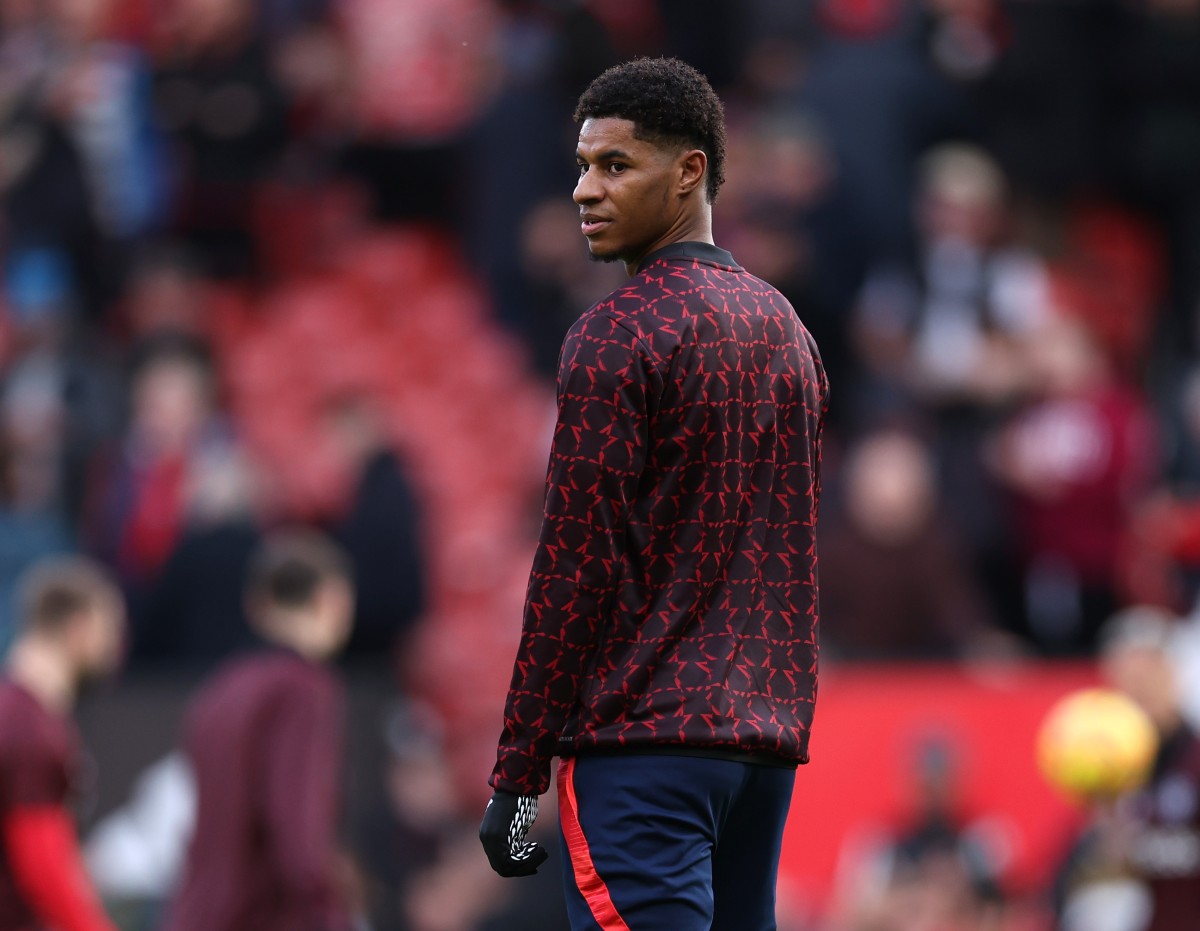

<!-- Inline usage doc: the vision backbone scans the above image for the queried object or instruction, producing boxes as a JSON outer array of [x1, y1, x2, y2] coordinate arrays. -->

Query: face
[[846, 432, 936, 544], [311, 577, 354, 659], [132, 357, 213, 452], [1104, 646, 1179, 732], [71, 594, 126, 681], [574, 117, 703, 272]]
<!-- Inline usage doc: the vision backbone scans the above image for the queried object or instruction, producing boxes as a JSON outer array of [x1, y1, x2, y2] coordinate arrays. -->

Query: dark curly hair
[[574, 58, 727, 204]]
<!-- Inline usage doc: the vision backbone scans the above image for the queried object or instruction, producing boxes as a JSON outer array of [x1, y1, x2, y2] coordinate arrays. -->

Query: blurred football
[[1037, 687, 1158, 801]]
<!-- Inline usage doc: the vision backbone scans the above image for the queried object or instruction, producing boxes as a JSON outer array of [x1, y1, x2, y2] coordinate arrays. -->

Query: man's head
[[17, 557, 125, 682], [245, 529, 354, 661], [573, 58, 726, 271], [1100, 606, 1183, 734]]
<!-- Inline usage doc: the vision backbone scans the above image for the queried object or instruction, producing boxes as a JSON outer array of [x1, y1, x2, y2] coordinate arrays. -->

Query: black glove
[[479, 789, 549, 877]]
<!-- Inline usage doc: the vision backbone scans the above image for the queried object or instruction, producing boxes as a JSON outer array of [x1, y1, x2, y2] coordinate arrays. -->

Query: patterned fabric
[[506, 795, 540, 862], [491, 241, 829, 796]]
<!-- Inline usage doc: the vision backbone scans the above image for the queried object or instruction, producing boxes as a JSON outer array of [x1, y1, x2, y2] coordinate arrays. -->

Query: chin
[[585, 241, 626, 265]]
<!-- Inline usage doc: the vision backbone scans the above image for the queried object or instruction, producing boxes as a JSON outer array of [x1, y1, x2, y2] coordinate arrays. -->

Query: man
[[0, 556, 125, 931], [1099, 609, 1200, 931], [165, 530, 355, 931], [479, 58, 829, 930]]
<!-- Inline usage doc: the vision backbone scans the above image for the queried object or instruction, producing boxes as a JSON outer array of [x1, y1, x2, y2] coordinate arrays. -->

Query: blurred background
[[2, 0, 1200, 927]]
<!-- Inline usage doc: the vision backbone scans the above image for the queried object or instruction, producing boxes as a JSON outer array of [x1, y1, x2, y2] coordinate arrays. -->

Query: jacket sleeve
[[3, 806, 119, 931], [490, 312, 656, 795]]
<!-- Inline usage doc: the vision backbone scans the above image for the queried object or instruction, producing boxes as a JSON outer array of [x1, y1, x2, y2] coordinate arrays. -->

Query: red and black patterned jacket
[[491, 241, 829, 796]]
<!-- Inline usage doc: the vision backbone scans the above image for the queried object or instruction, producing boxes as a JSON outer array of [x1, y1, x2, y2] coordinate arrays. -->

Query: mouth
[[580, 215, 610, 237]]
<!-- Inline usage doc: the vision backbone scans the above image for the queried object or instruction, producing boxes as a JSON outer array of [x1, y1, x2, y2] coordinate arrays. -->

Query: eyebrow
[[576, 148, 633, 162]]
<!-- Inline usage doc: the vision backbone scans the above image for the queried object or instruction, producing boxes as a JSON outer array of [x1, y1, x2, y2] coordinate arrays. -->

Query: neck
[[261, 613, 328, 663], [624, 204, 715, 277], [6, 637, 76, 715]]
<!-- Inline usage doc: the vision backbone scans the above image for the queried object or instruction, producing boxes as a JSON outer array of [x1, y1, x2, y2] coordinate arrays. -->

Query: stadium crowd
[[2, 0, 1200, 928]]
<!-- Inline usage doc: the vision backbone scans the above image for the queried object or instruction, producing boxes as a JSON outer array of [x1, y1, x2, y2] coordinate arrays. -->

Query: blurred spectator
[[0, 0, 102, 317], [819, 427, 1010, 660], [462, 0, 618, 348], [853, 142, 1047, 412], [927, 0, 1120, 201], [1112, 0, 1200, 354], [989, 317, 1159, 654], [0, 556, 125, 931], [0, 429, 73, 657], [826, 732, 1005, 931], [84, 334, 236, 655], [165, 529, 358, 931], [138, 445, 264, 666], [1055, 607, 1200, 931], [357, 701, 460, 931], [358, 699, 570, 931], [799, 0, 968, 264], [718, 113, 861, 402], [152, 0, 290, 277], [852, 143, 1049, 625], [323, 394, 425, 660], [115, 244, 207, 341], [43, 0, 169, 275]]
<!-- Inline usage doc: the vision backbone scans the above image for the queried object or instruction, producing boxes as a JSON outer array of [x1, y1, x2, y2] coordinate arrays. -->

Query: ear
[[677, 149, 708, 198]]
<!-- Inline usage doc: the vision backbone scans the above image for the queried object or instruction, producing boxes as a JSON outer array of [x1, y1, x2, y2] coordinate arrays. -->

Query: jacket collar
[[636, 240, 739, 274]]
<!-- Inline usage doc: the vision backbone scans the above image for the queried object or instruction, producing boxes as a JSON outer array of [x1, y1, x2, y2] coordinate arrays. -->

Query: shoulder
[[562, 299, 656, 372], [0, 681, 64, 752], [194, 653, 335, 710], [0, 683, 74, 802]]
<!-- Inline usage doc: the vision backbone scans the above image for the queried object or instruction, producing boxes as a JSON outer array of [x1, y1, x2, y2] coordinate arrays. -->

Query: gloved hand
[[479, 789, 549, 877]]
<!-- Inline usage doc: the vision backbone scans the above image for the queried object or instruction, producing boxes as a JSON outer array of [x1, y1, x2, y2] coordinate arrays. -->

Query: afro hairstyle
[[574, 57, 727, 203]]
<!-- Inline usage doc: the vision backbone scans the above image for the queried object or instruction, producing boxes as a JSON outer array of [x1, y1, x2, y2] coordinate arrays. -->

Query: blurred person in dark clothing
[[0, 428, 73, 658], [819, 426, 1011, 660], [852, 142, 1051, 634], [1112, 0, 1200, 360], [989, 317, 1159, 654], [0, 556, 125, 931], [165, 529, 356, 931], [357, 703, 453, 931], [151, 0, 290, 277], [718, 114, 861, 422], [827, 734, 1004, 931], [0, 0, 103, 317], [323, 396, 424, 660], [853, 144, 1047, 412], [84, 334, 234, 655], [1104, 609, 1200, 931], [799, 0, 969, 265], [923, 0, 1122, 201], [1055, 608, 1200, 931], [138, 446, 264, 667], [37, 0, 170, 305]]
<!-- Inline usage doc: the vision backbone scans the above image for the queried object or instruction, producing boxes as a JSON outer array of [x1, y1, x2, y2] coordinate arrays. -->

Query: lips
[[580, 215, 610, 236]]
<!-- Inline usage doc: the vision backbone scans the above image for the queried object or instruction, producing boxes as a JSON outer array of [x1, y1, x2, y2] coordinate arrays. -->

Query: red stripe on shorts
[[558, 758, 631, 931]]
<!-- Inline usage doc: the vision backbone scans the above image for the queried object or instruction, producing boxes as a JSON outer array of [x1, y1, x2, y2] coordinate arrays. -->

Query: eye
[[577, 162, 588, 176], [608, 163, 627, 175]]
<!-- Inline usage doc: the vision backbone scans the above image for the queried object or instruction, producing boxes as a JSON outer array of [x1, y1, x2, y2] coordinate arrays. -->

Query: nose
[[574, 165, 600, 205]]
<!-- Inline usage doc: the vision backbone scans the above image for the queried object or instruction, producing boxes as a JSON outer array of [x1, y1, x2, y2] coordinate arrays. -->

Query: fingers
[[479, 791, 548, 877], [486, 840, 548, 877]]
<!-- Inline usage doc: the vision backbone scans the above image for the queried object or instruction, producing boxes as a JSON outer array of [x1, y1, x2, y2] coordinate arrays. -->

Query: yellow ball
[[1037, 687, 1159, 801]]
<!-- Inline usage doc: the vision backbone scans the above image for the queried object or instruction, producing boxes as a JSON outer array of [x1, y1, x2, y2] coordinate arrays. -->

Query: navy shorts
[[557, 752, 795, 931]]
